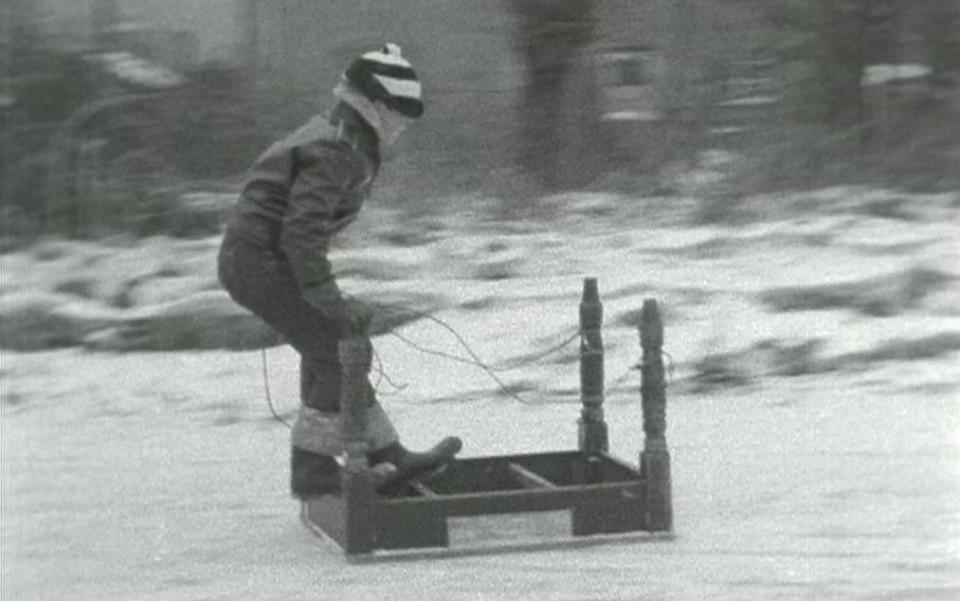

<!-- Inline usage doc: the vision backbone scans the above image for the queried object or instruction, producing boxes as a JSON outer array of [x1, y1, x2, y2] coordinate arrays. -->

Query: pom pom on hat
[[344, 43, 424, 118]]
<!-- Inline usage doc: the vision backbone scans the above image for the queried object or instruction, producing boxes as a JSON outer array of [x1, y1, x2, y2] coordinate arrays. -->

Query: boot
[[367, 437, 463, 494], [290, 446, 340, 499], [292, 437, 463, 499]]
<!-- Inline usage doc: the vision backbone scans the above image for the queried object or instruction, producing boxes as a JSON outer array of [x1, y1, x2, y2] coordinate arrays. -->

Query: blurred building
[[242, 1, 786, 176], [0, 0, 809, 180], [8, 0, 950, 187], [8, 0, 237, 68]]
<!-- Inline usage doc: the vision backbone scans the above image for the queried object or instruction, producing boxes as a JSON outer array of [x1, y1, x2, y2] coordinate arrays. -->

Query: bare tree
[[922, 0, 960, 85], [507, 0, 597, 190], [766, 0, 904, 127], [92, 0, 120, 48]]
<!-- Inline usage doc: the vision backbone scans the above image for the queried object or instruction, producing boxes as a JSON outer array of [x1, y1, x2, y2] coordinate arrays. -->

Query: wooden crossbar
[[410, 482, 437, 496], [377, 480, 644, 518], [507, 462, 557, 489]]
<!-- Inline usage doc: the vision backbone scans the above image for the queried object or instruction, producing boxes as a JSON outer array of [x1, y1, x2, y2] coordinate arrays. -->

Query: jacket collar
[[330, 83, 381, 164]]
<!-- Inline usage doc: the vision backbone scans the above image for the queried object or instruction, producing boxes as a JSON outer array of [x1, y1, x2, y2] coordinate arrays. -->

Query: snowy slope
[[2, 188, 959, 600]]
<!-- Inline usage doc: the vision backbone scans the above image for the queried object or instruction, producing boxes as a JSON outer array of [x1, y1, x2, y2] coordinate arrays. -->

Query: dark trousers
[[218, 228, 359, 412]]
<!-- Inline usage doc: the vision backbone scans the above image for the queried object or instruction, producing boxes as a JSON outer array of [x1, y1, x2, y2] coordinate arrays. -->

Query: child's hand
[[330, 298, 374, 338]]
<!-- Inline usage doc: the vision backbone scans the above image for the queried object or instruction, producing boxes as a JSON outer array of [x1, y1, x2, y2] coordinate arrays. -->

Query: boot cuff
[[291, 402, 399, 457]]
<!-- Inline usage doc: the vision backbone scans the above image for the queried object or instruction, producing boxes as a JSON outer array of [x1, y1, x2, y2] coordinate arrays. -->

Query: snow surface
[[2, 188, 959, 600]]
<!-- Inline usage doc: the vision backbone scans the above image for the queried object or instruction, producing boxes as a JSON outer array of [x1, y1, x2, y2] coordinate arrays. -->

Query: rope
[[261, 347, 293, 430], [387, 329, 542, 406], [665, 350, 677, 383], [371, 345, 408, 394], [490, 330, 581, 371], [384, 307, 583, 405], [612, 349, 677, 389], [257, 302, 672, 424], [386, 329, 480, 367]]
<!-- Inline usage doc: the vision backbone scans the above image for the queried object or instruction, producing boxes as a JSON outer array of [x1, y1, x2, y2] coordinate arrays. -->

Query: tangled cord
[[371, 345, 408, 394], [259, 304, 665, 427], [261, 347, 293, 430], [608, 349, 677, 389], [381, 308, 580, 406]]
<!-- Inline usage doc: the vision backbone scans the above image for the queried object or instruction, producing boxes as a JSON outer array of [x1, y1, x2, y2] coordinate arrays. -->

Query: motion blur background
[[2, 6, 959, 598], [1, 0, 958, 249]]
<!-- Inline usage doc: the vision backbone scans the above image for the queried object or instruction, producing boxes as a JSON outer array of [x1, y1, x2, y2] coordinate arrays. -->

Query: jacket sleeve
[[279, 141, 365, 310]]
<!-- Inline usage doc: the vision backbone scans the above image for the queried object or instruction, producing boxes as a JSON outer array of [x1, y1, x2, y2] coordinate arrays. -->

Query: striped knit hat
[[344, 44, 424, 118]]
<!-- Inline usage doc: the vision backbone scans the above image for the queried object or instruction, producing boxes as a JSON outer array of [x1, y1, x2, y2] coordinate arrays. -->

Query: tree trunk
[[922, 0, 960, 82], [238, 0, 260, 73], [507, 0, 596, 191], [817, 0, 871, 127], [93, 0, 119, 49]]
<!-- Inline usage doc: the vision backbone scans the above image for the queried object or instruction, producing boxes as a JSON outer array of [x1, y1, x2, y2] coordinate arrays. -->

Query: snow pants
[[217, 228, 398, 454]]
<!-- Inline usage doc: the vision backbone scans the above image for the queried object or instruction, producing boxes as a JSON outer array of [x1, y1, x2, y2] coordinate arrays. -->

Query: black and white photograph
[[1, 1, 958, 599]]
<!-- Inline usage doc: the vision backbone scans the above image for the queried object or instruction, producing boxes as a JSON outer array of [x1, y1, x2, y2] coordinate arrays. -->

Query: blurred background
[[2, 6, 959, 594], [1, 0, 958, 247]]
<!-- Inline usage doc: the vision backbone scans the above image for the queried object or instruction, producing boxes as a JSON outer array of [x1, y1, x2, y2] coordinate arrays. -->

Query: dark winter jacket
[[226, 105, 380, 307]]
